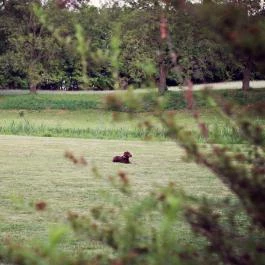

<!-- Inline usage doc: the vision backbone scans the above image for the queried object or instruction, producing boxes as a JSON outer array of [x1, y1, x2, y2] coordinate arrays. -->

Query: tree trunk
[[159, 63, 168, 94], [30, 83, 37, 94], [242, 58, 251, 91]]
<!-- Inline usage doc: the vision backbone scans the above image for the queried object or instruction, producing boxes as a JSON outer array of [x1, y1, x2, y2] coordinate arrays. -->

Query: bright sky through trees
[[89, 0, 124, 6], [90, 0, 106, 6]]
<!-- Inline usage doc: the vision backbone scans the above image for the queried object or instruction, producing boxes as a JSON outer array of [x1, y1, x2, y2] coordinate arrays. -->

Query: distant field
[[0, 89, 264, 144], [0, 88, 265, 111], [0, 135, 230, 252]]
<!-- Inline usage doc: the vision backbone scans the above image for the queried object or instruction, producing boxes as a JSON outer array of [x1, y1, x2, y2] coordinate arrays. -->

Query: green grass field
[[0, 90, 264, 257], [0, 88, 264, 111], [0, 135, 230, 252], [0, 89, 264, 143]]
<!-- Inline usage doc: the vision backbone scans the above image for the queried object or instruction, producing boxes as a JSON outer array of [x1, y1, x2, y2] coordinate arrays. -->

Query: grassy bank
[[0, 89, 264, 111]]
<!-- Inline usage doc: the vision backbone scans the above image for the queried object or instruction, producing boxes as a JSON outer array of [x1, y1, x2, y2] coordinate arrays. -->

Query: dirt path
[[169, 80, 265, 91]]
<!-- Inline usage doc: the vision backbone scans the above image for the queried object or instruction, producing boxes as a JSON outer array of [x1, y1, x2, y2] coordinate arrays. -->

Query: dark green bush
[[90, 75, 114, 91]]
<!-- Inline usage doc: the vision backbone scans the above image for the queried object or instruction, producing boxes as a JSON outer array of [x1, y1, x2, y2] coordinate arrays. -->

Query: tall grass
[[196, 122, 243, 144], [0, 120, 166, 140], [1, 119, 261, 144]]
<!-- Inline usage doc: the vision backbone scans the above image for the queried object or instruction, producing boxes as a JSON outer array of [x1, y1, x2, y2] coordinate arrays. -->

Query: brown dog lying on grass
[[112, 151, 132, 164]]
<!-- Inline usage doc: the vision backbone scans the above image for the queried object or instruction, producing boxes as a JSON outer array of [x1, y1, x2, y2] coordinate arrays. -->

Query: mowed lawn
[[0, 135, 230, 251]]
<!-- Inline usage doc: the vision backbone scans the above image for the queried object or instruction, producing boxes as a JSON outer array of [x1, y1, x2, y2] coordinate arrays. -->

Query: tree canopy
[[0, 0, 264, 92]]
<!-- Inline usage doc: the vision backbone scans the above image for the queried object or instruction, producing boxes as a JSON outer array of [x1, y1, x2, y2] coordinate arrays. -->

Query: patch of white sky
[[89, 0, 104, 7], [89, 0, 125, 7], [89, 0, 205, 7], [90, 0, 265, 7]]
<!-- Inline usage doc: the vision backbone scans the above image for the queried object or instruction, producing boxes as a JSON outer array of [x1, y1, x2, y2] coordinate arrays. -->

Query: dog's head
[[123, 151, 132, 158]]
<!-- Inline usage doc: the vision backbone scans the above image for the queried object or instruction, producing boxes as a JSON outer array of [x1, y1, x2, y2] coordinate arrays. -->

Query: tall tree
[[0, 0, 63, 92], [197, 0, 265, 90], [118, 0, 171, 93]]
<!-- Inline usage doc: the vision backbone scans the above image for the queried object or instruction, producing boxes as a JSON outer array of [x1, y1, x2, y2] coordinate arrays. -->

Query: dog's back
[[112, 152, 132, 164], [113, 156, 122, 162]]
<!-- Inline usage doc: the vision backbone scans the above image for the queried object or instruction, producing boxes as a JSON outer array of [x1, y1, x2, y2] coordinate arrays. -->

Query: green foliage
[[1, 0, 264, 91], [89, 74, 114, 90], [0, 0, 81, 90], [158, 92, 265, 264], [194, 0, 265, 89]]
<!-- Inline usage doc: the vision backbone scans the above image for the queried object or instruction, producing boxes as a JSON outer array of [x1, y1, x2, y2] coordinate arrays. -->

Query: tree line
[[0, 0, 264, 93]]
